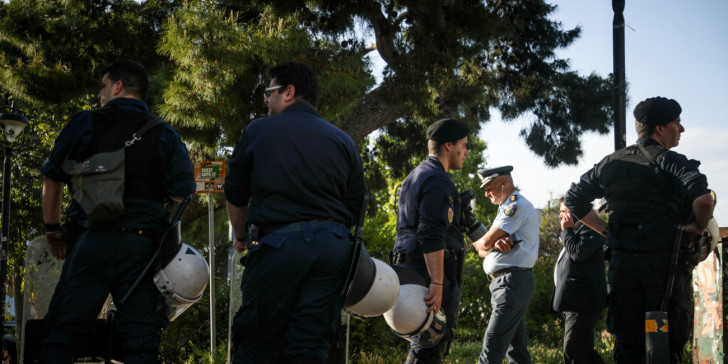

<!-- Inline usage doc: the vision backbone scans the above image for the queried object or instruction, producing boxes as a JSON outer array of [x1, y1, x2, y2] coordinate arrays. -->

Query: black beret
[[426, 118, 470, 143], [633, 97, 682, 126], [477, 166, 513, 189]]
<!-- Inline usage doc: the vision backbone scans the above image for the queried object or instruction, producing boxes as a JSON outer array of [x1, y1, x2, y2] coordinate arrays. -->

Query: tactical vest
[[601, 143, 683, 225], [70, 106, 165, 202], [599, 143, 688, 251]]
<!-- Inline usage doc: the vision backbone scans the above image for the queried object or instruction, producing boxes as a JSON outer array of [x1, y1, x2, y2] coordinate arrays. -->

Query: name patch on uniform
[[504, 203, 517, 217], [448, 207, 454, 223]]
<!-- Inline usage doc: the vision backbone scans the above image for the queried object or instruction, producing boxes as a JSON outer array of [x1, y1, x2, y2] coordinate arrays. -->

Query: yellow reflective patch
[[448, 207, 454, 223], [645, 319, 669, 333]]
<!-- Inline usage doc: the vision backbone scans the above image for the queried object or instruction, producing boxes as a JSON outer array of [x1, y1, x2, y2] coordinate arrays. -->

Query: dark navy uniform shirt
[[565, 137, 709, 250], [224, 102, 366, 228], [40, 98, 196, 229], [394, 156, 464, 255]]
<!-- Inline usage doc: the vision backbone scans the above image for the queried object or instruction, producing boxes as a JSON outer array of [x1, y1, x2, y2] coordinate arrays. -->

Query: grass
[[352, 334, 618, 364], [351, 333, 697, 364]]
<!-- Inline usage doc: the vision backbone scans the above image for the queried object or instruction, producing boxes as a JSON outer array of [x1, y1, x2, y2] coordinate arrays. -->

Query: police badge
[[504, 203, 517, 217]]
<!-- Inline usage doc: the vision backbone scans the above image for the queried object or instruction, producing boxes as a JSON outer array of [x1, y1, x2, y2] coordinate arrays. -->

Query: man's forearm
[[474, 226, 508, 251], [577, 210, 608, 236], [692, 192, 716, 232], [226, 201, 248, 240], [42, 177, 63, 224], [423, 250, 444, 284]]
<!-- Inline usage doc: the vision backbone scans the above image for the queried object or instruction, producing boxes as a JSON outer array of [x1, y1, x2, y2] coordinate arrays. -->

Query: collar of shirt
[[426, 156, 445, 171], [636, 137, 660, 147], [282, 102, 319, 117], [105, 97, 149, 113]]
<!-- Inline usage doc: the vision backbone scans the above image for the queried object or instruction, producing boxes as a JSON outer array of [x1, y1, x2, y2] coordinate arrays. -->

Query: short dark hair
[[267, 62, 319, 107], [101, 60, 149, 100], [635, 120, 656, 138], [428, 139, 444, 156]]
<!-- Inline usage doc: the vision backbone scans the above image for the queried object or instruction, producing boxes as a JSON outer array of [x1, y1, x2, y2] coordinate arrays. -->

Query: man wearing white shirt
[[472, 166, 539, 364]]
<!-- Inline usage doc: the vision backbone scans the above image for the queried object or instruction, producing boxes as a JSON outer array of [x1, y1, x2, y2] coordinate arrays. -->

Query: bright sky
[[480, 0, 728, 223]]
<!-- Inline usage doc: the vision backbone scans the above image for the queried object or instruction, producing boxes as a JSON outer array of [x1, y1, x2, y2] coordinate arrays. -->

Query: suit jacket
[[551, 222, 608, 312]]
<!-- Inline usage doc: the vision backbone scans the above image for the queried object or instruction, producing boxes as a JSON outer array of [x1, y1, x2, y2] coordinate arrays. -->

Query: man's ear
[[112, 80, 124, 98], [443, 141, 454, 152], [282, 84, 296, 103]]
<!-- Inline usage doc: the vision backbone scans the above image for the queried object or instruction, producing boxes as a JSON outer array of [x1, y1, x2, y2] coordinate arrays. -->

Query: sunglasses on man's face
[[264, 85, 283, 98]]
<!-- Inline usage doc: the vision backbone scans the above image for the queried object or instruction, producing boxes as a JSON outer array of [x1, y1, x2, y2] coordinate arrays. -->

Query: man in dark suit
[[551, 198, 607, 364]]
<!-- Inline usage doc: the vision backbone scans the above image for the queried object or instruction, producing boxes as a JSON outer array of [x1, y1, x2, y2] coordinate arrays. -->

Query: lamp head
[[0, 109, 29, 142]]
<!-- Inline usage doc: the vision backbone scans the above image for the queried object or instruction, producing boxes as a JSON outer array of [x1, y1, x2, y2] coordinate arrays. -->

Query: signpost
[[194, 161, 225, 359]]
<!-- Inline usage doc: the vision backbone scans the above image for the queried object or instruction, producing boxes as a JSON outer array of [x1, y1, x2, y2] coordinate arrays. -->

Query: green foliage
[[1, 0, 613, 168], [0, 0, 175, 105], [158, 0, 374, 159]]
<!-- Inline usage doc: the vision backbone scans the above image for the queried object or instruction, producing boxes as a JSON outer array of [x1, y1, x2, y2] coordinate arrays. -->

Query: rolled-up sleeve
[[160, 125, 196, 197], [565, 160, 606, 220], [345, 144, 367, 227], [40, 112, 92, 183], [224, 132, 253, 207], [662, 151, 710, 204], [417, 178, 449, 253]]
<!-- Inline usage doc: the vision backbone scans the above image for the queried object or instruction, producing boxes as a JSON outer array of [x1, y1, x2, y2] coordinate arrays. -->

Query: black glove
[[460, 190, 487, 241], [460, 190, 478, 231]]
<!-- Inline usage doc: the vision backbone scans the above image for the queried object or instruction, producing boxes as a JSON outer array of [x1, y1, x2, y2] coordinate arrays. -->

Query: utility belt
[[389, 249, 465, 285], [487, 266, 531, 281], [61, 221, 159, 242], [246, 219, 346, 246], [389, 249, 462, 266]]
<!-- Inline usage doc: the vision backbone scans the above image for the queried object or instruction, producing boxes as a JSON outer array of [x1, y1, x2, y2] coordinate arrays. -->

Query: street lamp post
[[0, 101, 29, 335], [613, 0, 627, 151]]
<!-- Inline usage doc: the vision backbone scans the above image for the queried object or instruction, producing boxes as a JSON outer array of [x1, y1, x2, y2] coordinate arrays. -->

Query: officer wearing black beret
[[472, 165, 540, 364], [391, 118, 486, 363], [565, 96, 715, 363]]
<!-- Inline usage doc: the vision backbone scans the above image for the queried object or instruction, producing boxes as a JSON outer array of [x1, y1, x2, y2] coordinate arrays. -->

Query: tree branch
[[335, 85, 410, 142]]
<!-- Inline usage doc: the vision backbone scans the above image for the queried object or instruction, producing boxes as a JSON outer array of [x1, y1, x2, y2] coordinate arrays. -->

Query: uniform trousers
[[607, 251, 692, 364], [232, 221, 352, 364], [39, 230, 167, 364], [563, 310, 605, 364], [478, 269, 535, 364]]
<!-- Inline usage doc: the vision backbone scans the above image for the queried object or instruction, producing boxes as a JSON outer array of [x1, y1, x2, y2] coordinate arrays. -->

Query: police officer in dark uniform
[[391, 118, 484, 363], [225, 62, 367, 363], [564, 96, 716, 363], [40, 60, 196, 362]]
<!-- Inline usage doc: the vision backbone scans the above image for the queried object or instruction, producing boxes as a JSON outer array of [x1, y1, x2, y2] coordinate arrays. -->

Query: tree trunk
[[335, 85, 410, 143]]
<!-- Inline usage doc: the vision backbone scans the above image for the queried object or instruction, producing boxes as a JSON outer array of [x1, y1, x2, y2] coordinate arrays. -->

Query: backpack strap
[[124, 114, 161, 148]]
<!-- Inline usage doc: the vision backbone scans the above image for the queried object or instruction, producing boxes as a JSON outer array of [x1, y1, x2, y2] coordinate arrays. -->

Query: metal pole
[[208, 193, 216, 359], [613, 0, 627, 151], [0, 146, 13, 334]]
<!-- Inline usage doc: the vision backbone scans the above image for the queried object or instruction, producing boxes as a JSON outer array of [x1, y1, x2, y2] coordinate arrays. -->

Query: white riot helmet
[[695, 217, 721, 262], [343, 242, 400, 317], [383, 266, 447, 348], [153, 243, 210, 321]]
